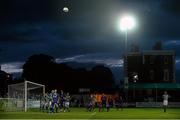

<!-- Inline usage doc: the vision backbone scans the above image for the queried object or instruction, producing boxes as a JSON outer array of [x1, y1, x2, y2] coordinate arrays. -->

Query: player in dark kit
[[87, 95, 95, 112], [101, 93, 107, 111], [108, 96, 114, 108], [119, 96, 123, 111], [59, 90, 64, 112], [52, 89, 59, 113], [98, 102, 102, 112], [106, 100, 110, 112], [87, 95, 93, 112], [115, 96, 123, 111]]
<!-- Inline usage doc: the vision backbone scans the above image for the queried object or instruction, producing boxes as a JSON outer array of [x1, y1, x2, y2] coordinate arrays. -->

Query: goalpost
[[7, 80, 45, 112]]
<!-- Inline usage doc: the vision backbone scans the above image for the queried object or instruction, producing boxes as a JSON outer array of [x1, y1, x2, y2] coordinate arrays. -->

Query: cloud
[[55, 53, 123, 68], [164, 40, 180, 46], [175, 58, 180, 69], [55, 53, 180, 69], [1, 62, 24, 74]]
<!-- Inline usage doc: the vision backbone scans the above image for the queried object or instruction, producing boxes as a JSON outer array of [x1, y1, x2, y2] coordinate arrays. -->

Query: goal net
[[7, 81, 45, 112]]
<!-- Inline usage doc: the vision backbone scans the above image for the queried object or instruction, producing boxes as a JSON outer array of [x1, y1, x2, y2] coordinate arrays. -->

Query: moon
[[63, 7, 69, 13]]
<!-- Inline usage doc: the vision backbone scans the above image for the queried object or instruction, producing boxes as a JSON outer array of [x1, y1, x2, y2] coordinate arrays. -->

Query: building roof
[[127, 50, 175, 56], [128, 83, 180, 89], [143, 50, 175, 55]]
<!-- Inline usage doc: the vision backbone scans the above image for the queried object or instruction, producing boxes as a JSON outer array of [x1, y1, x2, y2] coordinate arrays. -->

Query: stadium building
[[125, 50, 180, 103]]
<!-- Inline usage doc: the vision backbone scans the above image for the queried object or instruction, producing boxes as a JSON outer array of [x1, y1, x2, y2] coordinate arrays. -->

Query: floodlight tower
[[118, 15, 136, 102]]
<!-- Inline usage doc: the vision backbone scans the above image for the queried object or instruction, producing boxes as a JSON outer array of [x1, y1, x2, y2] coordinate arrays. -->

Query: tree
[[0, 68, 12, 97], [22, 54, 55, 85], [90, 65, 115, 92], [22, 54, 116, 93]]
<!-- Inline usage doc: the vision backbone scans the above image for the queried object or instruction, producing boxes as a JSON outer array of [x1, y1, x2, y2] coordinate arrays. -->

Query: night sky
[[0, 0, 180, 83]]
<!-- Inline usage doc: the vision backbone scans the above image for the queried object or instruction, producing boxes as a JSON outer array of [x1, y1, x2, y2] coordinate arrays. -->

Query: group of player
[[40, 90, 170, 113], [40, 90, 70, 113], [86, 91, 170, 113], [87, 93, 123, 112], [40, 90, 123, 113]]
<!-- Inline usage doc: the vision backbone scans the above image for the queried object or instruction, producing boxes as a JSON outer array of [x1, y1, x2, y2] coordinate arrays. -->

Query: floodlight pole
[[124, 28, 129, 103], [125, 29, 128, 57], [133, 81, 135, 100], [125, 29, 128, 77], [119, 15, 136, 104]]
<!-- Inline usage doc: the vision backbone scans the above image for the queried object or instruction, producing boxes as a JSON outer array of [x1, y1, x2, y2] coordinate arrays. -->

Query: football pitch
[[0, 108, 180, 119]]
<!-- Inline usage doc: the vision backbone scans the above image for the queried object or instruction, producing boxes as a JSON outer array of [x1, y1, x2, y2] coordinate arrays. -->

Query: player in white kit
[[162, 91, 170, 112]]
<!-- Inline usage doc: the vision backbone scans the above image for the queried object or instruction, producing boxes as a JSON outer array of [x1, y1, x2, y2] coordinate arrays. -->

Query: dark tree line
[[0, 66, 12, 97], [22, 54, 116, 93]]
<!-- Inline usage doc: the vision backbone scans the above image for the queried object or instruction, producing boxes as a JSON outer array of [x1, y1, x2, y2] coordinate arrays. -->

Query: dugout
[[128, 83, 180, 102]]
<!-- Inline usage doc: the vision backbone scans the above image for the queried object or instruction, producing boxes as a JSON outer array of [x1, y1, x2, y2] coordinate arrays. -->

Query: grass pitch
[[0, 108, 180, 119]]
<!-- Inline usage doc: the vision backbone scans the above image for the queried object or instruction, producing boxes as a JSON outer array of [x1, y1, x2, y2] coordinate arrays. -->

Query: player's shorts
[[106, 105, 110, 108], [163, 100, 168, 106], [49, 101, 52, 106], [44, 102, 48, 107], [65, 102, 70, 107], [102, 102, 106, 107], [60, 101, 64, 105]]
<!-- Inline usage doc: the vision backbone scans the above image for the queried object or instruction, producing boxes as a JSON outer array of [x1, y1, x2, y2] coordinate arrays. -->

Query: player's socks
[[51, 107, 54, 113], [55, 108, 57, 113]]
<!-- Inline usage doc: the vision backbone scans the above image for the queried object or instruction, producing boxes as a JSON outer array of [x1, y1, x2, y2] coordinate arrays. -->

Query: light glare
[[119, 16, 136, 31]]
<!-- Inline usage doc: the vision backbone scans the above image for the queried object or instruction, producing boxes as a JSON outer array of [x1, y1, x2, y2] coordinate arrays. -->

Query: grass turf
[[0, 108, 180, 119]]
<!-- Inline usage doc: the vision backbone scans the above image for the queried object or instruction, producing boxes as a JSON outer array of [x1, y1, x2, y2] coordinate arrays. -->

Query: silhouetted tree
[[54, 63, 75, 91], [90, 65, 115, 92], [22, 54, 116, 93], [0, 66, 12, 97], [22, 54, 55, 86]]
